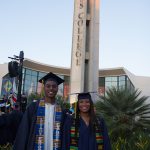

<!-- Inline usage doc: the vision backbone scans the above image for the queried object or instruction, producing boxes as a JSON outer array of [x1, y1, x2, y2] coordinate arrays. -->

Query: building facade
[[0, 59, 150, 103]]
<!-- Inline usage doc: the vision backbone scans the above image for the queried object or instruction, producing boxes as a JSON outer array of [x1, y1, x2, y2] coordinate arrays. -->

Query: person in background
[[20, 94, 27, 112], [62, 92, 111, 150], [0, 102, 23, 145], [3, 95, 8, 103], [13, 72, 65, 150], [0, 96, 6, 115]]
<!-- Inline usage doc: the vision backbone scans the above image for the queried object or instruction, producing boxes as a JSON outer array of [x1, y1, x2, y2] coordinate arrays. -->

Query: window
[[105, 76, 118, 89], [119, 75, 126, 89], [26, 69, 32, 75]]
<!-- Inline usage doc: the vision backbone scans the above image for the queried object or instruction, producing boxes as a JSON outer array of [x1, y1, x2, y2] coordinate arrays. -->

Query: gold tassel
[[74, 101, 77, 118], [74, 94, 78, 118]]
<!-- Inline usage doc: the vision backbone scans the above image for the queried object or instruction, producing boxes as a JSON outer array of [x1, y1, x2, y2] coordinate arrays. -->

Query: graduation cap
[[70, 92, 96, 118], [70, 91, 97, 101], [78, 92, 92, 101], [39, 72, 64, 85]]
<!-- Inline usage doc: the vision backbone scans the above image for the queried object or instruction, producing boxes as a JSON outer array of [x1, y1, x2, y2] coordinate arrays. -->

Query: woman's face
[[78, 99, 91, 113], [44, 80, 58, 99]]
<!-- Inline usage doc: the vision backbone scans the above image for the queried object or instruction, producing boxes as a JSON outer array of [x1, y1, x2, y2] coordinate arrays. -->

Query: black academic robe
[[13, 100, 65, 150], [0, 110, 23, 145], [62, 115, 112, 150], [13, 101, 39, 150]]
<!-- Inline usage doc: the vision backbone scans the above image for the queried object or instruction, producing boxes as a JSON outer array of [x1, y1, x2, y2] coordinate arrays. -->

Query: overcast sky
[[0, 0, 150, 76]]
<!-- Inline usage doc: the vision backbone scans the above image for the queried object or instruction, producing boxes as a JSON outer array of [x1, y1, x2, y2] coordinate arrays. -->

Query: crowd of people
[[0, 94, 17, 115], [0, 72, 111, 150], [0, 93, 27, 115]]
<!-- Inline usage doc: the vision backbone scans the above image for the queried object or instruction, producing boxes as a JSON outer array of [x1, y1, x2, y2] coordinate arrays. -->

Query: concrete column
[[70, 0, 99, 103]]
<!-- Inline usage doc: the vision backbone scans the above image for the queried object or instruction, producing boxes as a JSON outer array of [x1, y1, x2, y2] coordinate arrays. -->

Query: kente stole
[[34, 100, 62, 150], [70, 119, 104, 150]]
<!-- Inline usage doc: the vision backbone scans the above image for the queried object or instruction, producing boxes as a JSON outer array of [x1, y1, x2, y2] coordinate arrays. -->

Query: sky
[[0, 0, 150, 77]]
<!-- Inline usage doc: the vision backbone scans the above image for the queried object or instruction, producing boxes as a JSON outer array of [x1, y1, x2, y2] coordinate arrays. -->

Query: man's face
[[44, 80, 58, 99]]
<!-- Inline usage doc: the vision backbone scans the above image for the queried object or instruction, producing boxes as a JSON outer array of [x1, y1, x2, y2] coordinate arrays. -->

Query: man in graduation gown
[[13, 72, 65, 150]]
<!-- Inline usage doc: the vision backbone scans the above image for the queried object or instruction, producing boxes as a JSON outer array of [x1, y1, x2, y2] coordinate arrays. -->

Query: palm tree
[[95, 87, 150, 149]]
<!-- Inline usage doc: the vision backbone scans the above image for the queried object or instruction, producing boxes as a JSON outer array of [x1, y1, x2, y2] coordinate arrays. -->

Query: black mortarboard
[[39, 72, 64, 85], [78, 92, 92, 101]]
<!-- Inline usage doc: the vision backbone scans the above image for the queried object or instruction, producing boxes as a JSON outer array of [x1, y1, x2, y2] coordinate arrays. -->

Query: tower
[[70, 0, 99, 103]]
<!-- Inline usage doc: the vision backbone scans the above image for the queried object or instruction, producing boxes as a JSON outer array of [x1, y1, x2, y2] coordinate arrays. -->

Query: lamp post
[[17, 51, 24, 107], [8, 51, 24, 110]]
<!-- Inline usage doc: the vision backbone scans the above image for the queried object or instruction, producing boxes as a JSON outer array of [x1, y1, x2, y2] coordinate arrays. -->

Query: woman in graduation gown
[[62, 92, 111, 150]]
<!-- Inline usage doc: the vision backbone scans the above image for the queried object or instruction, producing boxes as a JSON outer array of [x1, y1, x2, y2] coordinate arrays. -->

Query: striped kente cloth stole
[[34, 100, 62, 150], [70, 119, 104, 150]]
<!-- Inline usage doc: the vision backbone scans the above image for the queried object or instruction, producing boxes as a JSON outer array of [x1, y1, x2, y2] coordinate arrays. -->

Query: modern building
[[0, 58, 150, 103]]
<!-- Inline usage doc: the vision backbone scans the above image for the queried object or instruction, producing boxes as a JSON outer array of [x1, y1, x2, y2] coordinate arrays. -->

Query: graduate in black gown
[[62, 92, 111, 150], [13, 72, 65, 150], [0, 105, 23, 145]]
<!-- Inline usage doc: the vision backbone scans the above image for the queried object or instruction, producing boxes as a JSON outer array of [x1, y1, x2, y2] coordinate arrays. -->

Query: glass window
[[119, 75, 126, 89], [25, 74, 31, 81], [111, 82, 117, 87], [111, 77, 117, 82], [105, 77, 112, 82], [106, 76, 117, 82], [26, 69, 32, 75], [57, 75, 64, 96], [105, 82, 112, 88], [105, 76, 118, 90], [24, 80, 31, 86], [119, 81, 125, 87], [64, 76, 70, 84], [126, 77, 134, 91], [31, 70, 38, 76], [119, 75, 125, 81], [31, 76, 37, 82], [22, 68, 25, 74], [38, 72, 47, 80], [24, 84, 30, 91], [99, 77, 105, 86]]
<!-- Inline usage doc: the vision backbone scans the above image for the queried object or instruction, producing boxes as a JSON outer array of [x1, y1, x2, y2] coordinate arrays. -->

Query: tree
[[95, 87, 150, 149], [27, 93, 41, 106]]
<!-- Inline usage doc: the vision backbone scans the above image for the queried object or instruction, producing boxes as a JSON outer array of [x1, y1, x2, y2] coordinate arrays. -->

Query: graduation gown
[[0, 110, 23, 145], [13, 101, 39, 150], [62, 115, 111, 150], [13, 100, 65, 150]]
